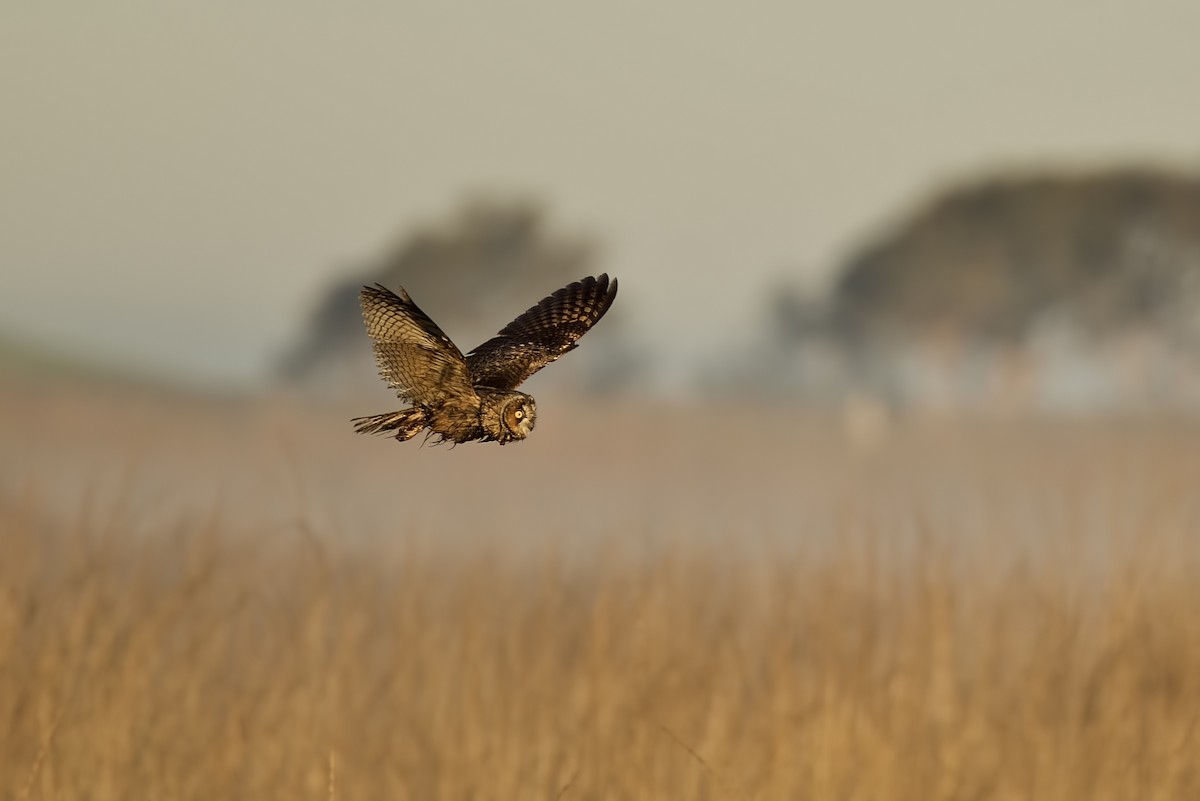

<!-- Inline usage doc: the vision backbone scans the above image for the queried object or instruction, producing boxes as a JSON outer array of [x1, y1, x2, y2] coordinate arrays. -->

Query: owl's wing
[[466, 274, 618, 390], [359, 284, 478, 407]]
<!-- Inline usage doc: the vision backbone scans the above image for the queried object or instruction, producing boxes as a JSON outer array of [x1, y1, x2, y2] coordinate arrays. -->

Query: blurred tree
[[278, 198, 638, 394], [718, 167, 1200, 411], [832, 169, 1200, 344]]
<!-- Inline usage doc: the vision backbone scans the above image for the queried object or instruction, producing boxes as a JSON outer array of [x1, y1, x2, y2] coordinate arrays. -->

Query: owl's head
[[501, 393, 537, 440]]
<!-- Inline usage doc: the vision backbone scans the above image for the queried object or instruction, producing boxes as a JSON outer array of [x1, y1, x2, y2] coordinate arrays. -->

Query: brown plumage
[[352, 274, 619, 445]]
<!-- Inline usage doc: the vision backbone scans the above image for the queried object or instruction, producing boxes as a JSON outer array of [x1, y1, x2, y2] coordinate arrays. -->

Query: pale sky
[[3, 2, 1198, 386]]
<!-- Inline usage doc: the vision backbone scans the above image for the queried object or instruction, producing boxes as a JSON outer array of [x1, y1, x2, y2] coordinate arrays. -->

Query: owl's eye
[[515, 409, 524, 419]]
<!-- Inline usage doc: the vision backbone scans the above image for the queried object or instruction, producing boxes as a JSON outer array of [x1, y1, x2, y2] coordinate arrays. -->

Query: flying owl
[[352, 274, 619, 445]]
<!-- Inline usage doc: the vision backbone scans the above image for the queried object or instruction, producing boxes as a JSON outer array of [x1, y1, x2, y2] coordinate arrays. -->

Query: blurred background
[[4, 2, 1200, 412], [4, 5, 1200, 798]]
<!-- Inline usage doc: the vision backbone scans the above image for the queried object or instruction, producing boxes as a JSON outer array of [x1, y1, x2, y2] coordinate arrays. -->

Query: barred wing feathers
[[467, 274, 619, 390], [359, 284, 478, 408]]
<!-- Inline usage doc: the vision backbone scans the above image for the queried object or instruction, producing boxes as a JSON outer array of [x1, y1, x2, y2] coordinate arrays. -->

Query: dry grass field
[[2, 381, 1200, 799]]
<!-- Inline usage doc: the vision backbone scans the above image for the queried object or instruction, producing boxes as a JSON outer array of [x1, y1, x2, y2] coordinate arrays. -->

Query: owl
[[352, 274, 619, 445]]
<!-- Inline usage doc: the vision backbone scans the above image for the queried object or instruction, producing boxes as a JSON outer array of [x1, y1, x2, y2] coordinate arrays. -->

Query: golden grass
[[3, 388, 1200, 799]]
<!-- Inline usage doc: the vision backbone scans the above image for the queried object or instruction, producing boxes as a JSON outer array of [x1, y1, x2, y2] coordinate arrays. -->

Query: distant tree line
[[282, 168, 1200, 411]]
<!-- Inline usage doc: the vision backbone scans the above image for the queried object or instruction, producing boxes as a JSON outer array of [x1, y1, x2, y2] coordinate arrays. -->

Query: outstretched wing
[[467, 274, 618, 390], [359, 284, 478, 407]]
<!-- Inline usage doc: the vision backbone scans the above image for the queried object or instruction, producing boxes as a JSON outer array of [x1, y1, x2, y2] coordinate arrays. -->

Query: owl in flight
[[353, 274, 618, 445]]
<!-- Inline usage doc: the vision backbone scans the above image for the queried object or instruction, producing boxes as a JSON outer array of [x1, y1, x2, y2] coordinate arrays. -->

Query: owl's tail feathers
[[352, 408, 426, 441]]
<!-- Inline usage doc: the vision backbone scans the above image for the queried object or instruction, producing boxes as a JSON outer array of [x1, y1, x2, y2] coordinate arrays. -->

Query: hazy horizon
[[4, 2, 1199, 387]]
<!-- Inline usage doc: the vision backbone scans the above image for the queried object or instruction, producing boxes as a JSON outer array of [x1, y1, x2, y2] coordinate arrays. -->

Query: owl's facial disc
[[504, 398, 537, 438]]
